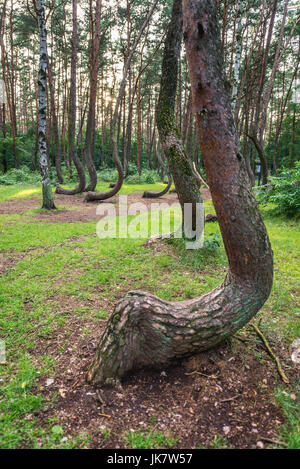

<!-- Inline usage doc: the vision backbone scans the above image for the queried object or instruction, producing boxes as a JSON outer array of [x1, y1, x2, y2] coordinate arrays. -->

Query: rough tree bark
[[36, 0, 56, 210], [87, 0, 273, 387]]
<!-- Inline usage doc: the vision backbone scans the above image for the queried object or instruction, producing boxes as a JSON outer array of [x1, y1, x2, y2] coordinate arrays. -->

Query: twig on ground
[[220, 395, 241, 403], [251, 323, 289, 384], [99, 413, 112, 419], [259, 436, 288, 447], [185, 371, 218, 379]]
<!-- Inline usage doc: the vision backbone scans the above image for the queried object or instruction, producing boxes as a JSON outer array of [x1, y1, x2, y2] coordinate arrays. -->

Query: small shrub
[[203, 233, 222, 252], [0, 166, 41, 186], [256, 163, 300, 218]]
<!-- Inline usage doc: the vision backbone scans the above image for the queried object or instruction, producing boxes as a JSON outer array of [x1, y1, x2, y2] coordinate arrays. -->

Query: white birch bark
[[36, 0, 55, 210], [232, 0, 242, 110]]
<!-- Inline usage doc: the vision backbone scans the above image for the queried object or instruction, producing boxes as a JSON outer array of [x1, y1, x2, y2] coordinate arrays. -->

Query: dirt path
[[0, 189, 211, 223]]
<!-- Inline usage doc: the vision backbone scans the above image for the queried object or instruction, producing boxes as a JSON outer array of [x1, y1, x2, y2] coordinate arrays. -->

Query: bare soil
[[0, 189, 211, 223], [31, 284, 298, 450]]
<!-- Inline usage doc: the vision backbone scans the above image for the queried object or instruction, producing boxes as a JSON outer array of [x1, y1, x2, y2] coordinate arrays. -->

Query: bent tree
[[36, 0, 56, 210], [87, 0, 273, 387]]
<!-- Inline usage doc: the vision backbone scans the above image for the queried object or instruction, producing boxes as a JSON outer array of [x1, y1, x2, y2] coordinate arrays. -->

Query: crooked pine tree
[[87, 0, 273, 387]]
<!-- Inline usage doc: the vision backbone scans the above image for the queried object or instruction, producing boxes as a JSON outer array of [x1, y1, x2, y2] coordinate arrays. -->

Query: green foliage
[[0, 357, 43, 448], [167, 231, 224, 272], [203, 233, 222, 252], [256, 163, 300, 217], [96, 166, 162, 185], [0, 131, 36, 171], [126, 169, 162, 184], [0, 166, 41, 186]]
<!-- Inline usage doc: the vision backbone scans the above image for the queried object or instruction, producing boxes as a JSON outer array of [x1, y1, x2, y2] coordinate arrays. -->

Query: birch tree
[[36, 0, 56, 210]]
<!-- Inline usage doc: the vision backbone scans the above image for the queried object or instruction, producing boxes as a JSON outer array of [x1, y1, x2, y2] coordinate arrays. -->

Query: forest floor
[[0, 182, 299, 449]]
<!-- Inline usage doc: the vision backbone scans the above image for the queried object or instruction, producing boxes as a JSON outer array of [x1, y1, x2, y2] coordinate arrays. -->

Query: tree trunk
[[85, 0, 159, 203], [47, 57, 63, 184], [84, 0, 102, 192], [231, 0, 242, 110], [56, 0, 86, 195], [36, 0, 56, 210], [87, 0, 273, 387], [247, 134, 269, 185], [143, 0, 200, 208]]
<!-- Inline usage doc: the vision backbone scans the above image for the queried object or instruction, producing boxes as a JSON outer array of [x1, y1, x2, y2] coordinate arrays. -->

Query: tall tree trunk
[[143, 0, 201, 214], [232, 0, 242, 110], [47, 57, 63, 184], [154, 0, 201, 230], [36, 0, 56, 210], [85, 0, 159, 202], [8, 0, 17, 168], [87, 0, 273, 387], [84, 0, 102, 192], [56, 0, 86, 195]]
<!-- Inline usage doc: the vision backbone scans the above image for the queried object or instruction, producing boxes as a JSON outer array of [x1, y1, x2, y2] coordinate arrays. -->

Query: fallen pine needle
[[99, 413, 112, 419], [220, 395, 241, 403], [251, 323, 289, 384], [185, 371, 218, 379], [259, 436, 287, 447]]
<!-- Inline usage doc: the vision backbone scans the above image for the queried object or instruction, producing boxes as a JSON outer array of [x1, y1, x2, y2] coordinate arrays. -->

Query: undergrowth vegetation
[[256, 163, 300, 218]]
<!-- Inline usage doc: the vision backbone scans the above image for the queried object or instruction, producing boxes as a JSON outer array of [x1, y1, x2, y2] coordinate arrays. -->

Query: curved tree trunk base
[[55, 183, 85, 196], [84, 181, 97, 193], [84, 167, 124, 202], [55, 151, 86, 195], [84, 171, 124, 202], [87, 276, 271, 387], [142, 173, 172, 199]]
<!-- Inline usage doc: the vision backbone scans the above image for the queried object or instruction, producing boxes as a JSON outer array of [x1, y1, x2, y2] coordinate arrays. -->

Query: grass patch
[[276, 386, 300, 449], [0, 186, 299, 448], [124, 428, 177, 449]]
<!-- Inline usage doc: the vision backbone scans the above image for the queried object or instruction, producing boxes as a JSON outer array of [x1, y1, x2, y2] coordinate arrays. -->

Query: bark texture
[[36, 0, 56, 210], [87, 0, 273, 387]]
